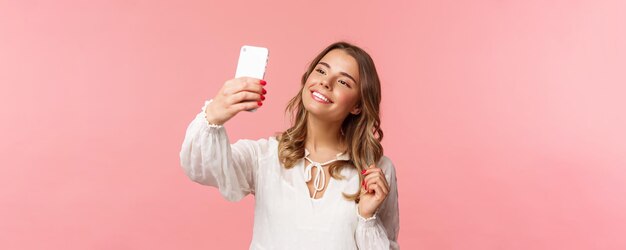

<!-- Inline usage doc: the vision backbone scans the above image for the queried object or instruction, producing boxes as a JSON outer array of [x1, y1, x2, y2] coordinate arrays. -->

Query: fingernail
[[260, 95, 265, 101], [257, 101, 263, 106], [361, 170, 366, 175], [260, 80, 266, 86], [262, 88, 267, 95]]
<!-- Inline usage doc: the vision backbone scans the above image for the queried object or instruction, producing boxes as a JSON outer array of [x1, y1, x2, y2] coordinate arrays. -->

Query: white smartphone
[[235, 45, 269, 111]]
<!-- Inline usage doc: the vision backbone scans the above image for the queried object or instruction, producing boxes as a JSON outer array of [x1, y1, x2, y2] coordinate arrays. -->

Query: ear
[[350, 106, 361, 115]]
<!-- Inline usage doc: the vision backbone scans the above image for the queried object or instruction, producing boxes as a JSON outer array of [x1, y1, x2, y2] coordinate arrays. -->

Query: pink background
[[1, 0, 625, 249]]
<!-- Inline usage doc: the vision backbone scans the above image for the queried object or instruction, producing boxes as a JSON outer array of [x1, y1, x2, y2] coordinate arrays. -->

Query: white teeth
[[313, 92, 330, 102]]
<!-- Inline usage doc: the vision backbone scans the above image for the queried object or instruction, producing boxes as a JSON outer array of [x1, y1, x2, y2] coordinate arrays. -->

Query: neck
[[305, 114, 344, 154]]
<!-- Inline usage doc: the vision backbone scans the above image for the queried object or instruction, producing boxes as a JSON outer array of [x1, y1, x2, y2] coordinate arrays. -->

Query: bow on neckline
[[303, 149, 350, 199]]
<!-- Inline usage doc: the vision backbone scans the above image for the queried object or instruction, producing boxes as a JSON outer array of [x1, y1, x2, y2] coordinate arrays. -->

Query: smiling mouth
[[311, 91, 333, 104]]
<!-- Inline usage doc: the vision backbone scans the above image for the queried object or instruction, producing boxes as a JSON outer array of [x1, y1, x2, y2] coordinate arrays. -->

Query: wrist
[[204, 109, 222, 125], [202, 100, 224, 127], [357, 204, 374, 219]]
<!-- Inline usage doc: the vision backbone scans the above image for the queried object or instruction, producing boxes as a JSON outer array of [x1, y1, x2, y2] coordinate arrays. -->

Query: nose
[[319, 80, 331, 90]]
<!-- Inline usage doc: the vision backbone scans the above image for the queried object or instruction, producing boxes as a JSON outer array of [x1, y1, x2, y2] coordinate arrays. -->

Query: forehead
[[319, 49, 360, 82]]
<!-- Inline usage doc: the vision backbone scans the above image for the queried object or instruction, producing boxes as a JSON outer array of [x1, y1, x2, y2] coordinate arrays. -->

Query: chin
[[303, 100, 327, 115], [304, 101, 345, 123]]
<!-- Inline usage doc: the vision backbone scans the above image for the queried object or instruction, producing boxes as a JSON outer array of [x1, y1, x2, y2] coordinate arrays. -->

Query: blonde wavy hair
[[277, 41, 383, 202]]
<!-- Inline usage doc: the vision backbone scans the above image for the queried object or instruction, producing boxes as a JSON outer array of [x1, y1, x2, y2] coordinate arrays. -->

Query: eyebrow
[[318, 62, 358, 84]]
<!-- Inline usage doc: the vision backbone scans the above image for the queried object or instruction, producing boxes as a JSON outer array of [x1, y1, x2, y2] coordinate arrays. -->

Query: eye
[[339, 80, 351, 88], [315, 68, 326, 74]]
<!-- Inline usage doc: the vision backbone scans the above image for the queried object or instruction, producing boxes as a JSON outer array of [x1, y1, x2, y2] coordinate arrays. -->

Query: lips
[[311, 90, 333, 104]]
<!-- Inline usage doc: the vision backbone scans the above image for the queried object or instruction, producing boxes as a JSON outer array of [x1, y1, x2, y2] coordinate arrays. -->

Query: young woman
[[180, 42, 399, 249]]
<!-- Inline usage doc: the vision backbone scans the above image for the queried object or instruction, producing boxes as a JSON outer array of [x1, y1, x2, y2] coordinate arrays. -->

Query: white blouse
[[179, 102, 400, 250]]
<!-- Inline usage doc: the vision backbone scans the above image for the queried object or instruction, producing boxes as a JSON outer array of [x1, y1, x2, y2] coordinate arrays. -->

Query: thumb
[[360, 184, 368, 196]]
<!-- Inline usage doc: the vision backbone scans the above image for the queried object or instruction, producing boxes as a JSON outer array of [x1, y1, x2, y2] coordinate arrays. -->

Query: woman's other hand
[[358, 163, 389, 218]]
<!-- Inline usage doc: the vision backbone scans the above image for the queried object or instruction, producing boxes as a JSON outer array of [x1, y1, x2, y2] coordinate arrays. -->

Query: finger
[[367, 182, 379, 195], [364, 177, 376, 192], [236, 77, 266, 94], [367, 182, 388, 200], [363, 173, 379, 191], [363, 172, 377, 183], [364, 170, 385, 184], [364, 168, 388, 188], [237, 76, 266, 86], [378, 171, 389, 189], [371, 183, 387, 200], [362, 166, 381, 176], [365, 176, 389, 195], [224, 79, 264, 96], [228, 91, 263, 105], [378, 178, 389, 195], [231, 100, 262, 112]]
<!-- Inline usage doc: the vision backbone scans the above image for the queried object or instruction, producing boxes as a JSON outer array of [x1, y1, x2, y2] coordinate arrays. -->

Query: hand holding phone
[[203, 45, 269, 125]]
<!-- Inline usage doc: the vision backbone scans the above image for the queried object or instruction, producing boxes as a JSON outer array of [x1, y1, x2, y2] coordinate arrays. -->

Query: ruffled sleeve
[[355, 156, 400, 250], [179, 100, 261, 202]]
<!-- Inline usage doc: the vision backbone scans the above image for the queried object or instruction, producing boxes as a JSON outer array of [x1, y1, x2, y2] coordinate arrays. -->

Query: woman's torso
[[249, 137, 361, 250]]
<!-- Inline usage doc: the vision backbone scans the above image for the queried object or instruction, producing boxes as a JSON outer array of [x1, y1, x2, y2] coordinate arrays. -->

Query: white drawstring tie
[[304, 156, 341, 199], [303, 149, 351, 199]]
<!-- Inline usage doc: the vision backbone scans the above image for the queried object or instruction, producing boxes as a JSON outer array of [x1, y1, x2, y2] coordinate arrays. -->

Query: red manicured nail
[[260, 95, 265, 101], [361, 170, 366, 175], [257, 101, 263, 106], [260, 80, 266, 86], [262, 88, 267, 95]]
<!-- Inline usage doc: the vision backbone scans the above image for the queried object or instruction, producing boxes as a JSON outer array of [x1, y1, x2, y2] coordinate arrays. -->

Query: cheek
[[305, 76, 318, 88], [334, 90, 359, 107]]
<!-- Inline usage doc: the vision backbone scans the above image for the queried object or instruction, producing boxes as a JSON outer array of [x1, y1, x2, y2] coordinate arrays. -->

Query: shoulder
[[232, 136, 278, 156], [377, 156, 396, 174], [233, 136, 276, 146], [376, 155, 397, 183]]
